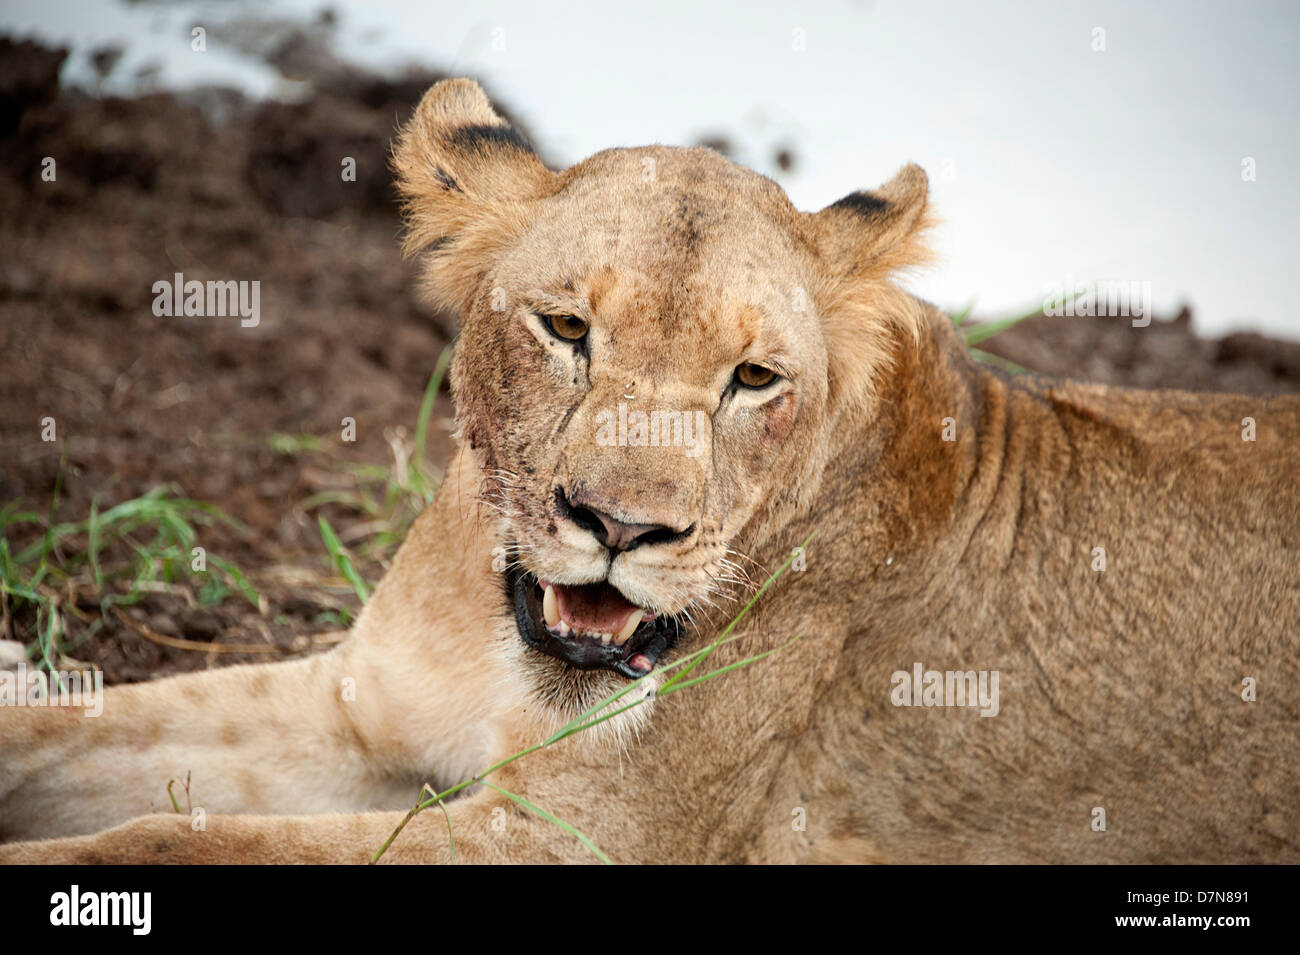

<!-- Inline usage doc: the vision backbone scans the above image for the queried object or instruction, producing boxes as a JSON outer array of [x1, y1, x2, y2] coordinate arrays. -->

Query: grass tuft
[[0, 472, 259, 672]]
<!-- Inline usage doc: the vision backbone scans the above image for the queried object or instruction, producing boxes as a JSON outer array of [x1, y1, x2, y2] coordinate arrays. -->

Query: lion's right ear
[[392, 78, 557, 312]]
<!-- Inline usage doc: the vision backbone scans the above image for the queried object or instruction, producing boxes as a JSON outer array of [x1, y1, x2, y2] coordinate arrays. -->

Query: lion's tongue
[[553, 582, 638, 635]]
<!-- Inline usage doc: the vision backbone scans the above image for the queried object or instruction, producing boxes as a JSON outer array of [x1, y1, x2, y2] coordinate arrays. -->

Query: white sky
[[5, 0, 1298, 339]]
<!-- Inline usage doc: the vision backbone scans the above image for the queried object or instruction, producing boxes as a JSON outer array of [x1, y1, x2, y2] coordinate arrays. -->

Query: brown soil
[[1, 37, 1296, 685]]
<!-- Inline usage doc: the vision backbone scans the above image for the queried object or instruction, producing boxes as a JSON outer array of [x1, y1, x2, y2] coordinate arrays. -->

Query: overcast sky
[[5, 0, 1298, 339]]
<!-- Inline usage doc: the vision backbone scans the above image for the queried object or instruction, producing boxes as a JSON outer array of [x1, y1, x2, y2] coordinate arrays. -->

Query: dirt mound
[[0, 38, 458, 681], [981, 306, 1300, 395]]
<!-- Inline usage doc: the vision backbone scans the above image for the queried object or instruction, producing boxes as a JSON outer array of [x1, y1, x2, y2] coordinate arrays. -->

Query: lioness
[[1, 79, 1297, 864]]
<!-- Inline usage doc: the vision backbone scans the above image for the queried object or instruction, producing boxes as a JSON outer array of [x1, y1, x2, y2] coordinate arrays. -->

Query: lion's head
[[394, 79, 933, 711]]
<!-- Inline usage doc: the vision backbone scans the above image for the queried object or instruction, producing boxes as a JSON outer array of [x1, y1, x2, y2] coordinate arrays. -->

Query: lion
[[2, 78, 1297, 864]]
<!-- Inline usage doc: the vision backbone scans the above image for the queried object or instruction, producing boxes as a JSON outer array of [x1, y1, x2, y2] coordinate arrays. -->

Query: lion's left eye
[[541, 314, 589, 343], [734, 363, 778, 389]]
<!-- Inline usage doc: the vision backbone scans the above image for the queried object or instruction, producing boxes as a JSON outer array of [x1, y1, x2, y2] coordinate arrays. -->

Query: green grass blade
[[0, 504, 41, 531], [87, 495, 104, 590], [657, 634, 803, 695], [480, 781, 611, 864], [950, 299, 976, 327], [412, 344, 453, 498], [424, 784, 455, 864], [318, 516, 371, 603], [659, 530, 814, 693], [166, 779, 183, 814], [961, 308, 1037, 345], [961, 289, 1085, 347], [210, 556, 262, 610]]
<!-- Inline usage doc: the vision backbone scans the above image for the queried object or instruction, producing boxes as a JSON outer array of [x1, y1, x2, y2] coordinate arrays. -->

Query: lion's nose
[[556, 487, 693, 552]]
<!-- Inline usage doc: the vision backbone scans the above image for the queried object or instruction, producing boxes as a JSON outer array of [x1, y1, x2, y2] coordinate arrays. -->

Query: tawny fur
[[1, 79, 1296, 864]]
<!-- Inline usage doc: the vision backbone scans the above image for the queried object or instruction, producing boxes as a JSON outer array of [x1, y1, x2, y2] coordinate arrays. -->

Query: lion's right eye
[[540, 314, 589, 343], [734, 363, 778, 389]]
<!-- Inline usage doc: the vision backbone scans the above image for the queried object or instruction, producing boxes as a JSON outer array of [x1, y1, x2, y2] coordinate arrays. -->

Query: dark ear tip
[[823, 164, 928, 218], [827, 190, 889, 216], [445, 122, 534, 155]]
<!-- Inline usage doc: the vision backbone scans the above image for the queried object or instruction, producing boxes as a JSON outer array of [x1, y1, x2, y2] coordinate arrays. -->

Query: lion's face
[[394, 80, 931, 706], [458, 150, 829, 683]]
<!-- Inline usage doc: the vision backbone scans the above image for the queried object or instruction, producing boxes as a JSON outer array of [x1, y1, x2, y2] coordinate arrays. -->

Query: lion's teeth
[[542, 584, 559, 628], [614, 608, 641, 645], [541, 582, 646, 646]]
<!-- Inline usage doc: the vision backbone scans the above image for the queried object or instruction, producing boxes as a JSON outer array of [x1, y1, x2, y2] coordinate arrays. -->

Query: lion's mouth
[[507, 562, 681, 678]]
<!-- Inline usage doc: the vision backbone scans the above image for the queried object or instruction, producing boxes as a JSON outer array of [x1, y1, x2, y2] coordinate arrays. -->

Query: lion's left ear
[[393, 78, 559, 313], [805, 165, 935, 415], [808, 163, 933, 280]]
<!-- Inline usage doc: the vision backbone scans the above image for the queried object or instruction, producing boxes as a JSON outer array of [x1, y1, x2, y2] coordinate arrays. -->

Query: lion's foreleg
[[0, 648, 407, 841]]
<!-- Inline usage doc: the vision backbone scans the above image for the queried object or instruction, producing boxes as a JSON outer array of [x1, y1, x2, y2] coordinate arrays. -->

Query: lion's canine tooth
[[543, 584, 559, 628], [615, 608, 641, 645]]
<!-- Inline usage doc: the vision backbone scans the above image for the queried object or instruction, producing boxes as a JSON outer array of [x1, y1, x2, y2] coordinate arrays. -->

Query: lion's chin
[[505, 561, 682, 679]]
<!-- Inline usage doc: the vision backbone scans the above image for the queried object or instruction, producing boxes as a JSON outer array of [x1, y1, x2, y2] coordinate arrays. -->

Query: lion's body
[[2, 80, 1296, 863]]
